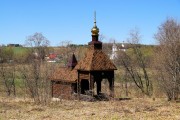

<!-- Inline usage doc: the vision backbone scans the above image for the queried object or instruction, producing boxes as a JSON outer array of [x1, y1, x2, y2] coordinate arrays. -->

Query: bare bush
[[20, 62, 54, 104], [0, 47, 16, 96]]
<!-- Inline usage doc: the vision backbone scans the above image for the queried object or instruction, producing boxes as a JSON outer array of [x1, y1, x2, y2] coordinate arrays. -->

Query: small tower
[[88, 11, 102, 50], [67, 53, 78, 70]]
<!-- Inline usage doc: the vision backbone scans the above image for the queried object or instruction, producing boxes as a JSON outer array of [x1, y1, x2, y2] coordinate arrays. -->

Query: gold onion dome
[[91, 12, 99, 35], [91, 25, 99, 35]]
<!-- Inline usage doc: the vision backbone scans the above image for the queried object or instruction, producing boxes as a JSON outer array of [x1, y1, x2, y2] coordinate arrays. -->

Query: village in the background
[[0, 41, 154, 64]]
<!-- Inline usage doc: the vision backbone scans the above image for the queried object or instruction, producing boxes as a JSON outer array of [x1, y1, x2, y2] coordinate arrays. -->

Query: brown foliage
[[154, 18, 180, 100]]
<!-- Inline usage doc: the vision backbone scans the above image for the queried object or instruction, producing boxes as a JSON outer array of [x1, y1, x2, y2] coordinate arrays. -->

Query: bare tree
[[154, 18, 180, 101], [119, 29, 152, 96], [21, 32, 53, 104], [26, 32, 50, 60]]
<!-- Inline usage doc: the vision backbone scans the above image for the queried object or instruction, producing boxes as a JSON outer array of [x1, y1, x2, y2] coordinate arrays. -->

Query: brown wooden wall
[[79, 71, 89, 80], [52, 81, 73, 99]]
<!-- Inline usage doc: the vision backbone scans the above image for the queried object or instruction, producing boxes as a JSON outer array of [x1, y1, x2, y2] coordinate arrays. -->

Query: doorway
[[81, 79, 89, 94]]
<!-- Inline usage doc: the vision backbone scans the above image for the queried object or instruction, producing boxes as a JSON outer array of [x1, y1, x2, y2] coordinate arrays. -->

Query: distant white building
[[110, 41, 118, 60], [110, 41, 126, 60], [121, 42, 126, 52]]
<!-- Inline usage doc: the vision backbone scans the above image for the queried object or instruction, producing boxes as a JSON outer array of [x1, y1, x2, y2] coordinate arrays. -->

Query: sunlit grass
[[0, 96, 180, 120]]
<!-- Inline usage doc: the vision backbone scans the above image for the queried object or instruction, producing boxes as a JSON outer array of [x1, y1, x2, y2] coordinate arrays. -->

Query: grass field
[[0, 96, 180, 120], [11, 47, 28, 55]]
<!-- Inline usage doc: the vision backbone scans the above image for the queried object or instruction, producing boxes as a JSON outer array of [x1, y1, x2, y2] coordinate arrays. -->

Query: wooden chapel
[[75, 12, 117, 97]]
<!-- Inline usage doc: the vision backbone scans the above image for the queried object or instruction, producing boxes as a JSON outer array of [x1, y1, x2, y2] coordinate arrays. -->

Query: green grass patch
[[12, 47, 29, 55], [15, 79, 25, 88]]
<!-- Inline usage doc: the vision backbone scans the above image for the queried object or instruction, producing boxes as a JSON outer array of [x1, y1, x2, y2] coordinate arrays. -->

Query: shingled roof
[[75, 48, 117, 71], [50, 53, 78, 82], [50, 67, 77, 83]]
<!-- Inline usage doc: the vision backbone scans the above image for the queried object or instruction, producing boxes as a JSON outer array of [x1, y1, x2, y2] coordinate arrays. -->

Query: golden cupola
[[91, 12, 99, 36], [89, 11, 102, 50]]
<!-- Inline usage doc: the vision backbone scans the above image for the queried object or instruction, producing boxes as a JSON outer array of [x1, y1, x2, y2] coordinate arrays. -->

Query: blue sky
[[0, 0, 180, 46]]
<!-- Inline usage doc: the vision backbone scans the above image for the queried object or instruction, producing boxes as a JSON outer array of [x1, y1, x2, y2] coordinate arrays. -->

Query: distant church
[[50, 13, 117, 99], [110, 41, 126, 60]]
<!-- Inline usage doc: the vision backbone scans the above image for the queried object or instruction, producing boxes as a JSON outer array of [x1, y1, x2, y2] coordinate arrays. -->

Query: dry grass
[[0, 97, 180, 120]]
